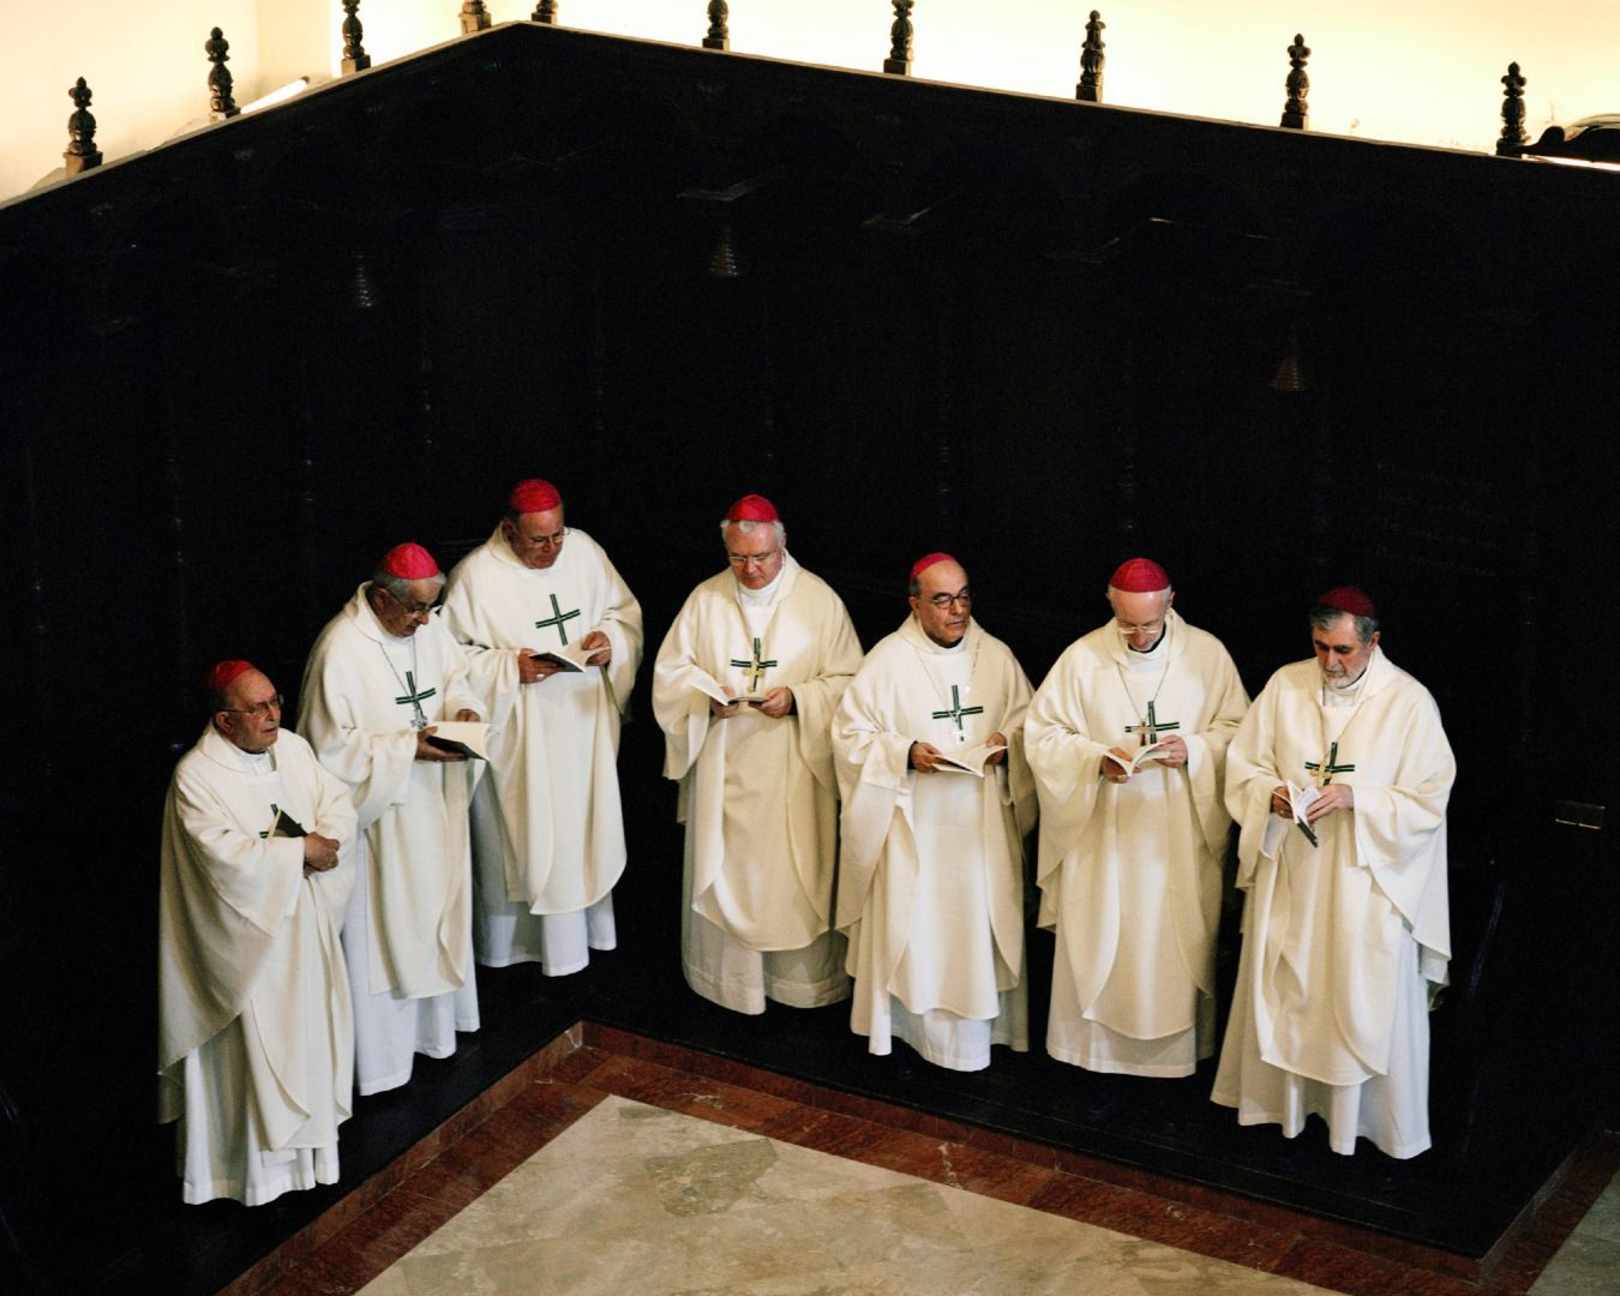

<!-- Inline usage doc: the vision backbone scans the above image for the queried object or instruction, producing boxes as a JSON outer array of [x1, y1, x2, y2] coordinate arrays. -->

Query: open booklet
[[268, 808, 307, 838], [932, 742, 1007, 777], [1282, 780, 1320, 847], [424, 720, 493, 761], [690, 673, 767, 708], [529, 640, 595, 673], [1101, 739, 1172, 777]]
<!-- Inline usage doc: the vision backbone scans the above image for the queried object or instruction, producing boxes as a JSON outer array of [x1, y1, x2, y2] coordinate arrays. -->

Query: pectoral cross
[[394, 670, 437, 730], [931, 684, 985, 743], [729, 637, 778, 692], [534, 593, 582, 645], [258, 802, 279, 840], [1125, 701, 1179, 746], [1305, 741, 1355, 788]]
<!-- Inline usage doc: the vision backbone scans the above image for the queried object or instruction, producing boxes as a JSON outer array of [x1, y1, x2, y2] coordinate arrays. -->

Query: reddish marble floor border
[[250, 1024, 1620, 1296]]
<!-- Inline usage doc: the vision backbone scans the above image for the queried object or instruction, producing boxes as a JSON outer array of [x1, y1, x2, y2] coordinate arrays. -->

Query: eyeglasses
[[925, 590, 972, 610], [223, 694, 283, 717], [379, 586, 439, 618], [512, 525, 569, 550], [727, 549, 782, 569], [1115, 619, 1165, 637]]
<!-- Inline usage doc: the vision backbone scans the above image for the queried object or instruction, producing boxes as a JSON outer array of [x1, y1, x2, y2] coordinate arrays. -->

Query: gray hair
[[719, 518, 786, 545], [373, 568, 447, 603], [1309, 604, 1379, 644]]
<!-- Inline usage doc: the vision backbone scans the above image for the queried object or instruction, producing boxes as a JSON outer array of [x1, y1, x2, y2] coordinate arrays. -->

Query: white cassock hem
[[474, 892, 617, 976], [682, 924, 852, 1015], [853, 988, 1030, 1072], [1044, 937, 1216, 1077]]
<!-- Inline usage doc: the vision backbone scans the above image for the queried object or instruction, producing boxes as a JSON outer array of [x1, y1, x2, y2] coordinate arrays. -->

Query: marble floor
[[242, 1030, 1620, 1296]]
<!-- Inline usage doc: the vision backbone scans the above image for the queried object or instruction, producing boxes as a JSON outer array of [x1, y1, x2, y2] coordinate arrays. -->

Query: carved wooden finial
[[1497, 61, 1529, 157], [341, 1, 371, 73], [64, 77, 103, 176], [531, 1, 559, 23], [205, 27, 239, 121], [884, 1, 915, 77], [1280, 34, 1310, 130], [1077, 11, 1106, 103], [703, 1, 730, 52], [460, 1, 492, 35]]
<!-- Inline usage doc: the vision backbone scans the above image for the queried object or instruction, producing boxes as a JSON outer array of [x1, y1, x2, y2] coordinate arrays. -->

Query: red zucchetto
[[206, 660, 256, 693], [910, 552, 958, 583], [508, 478, 562, 515], [1108, 557, 1171, 592], [725, 493, 779, 523], [1316, 585, 1377, 619], [379, 542, 440, 580]]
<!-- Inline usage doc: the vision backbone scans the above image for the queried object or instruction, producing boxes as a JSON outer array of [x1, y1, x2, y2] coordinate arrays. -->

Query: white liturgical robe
[[834, 616, 1037, 1071], [157, 724, 358, 1205], [443, 524, 643, 973], [653, 554, 862, 1013], [1027, 610, 1248, 1076], [1213, 646, 1454, 1158], [298, 585, 485, 1095]]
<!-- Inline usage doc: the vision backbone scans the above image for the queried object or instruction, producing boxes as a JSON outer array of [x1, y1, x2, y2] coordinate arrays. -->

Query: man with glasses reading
[[158, 659, 357, 1203], [443, 479, 644, 975], [1025, 558, 1248, 1103], [652, 494, 862, 1015], [832, 554, 1037, 1070], [297, 542, 486, 1096]]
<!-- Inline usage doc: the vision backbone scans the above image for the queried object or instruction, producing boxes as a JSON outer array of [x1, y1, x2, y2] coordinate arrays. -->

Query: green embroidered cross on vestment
[[729, 637, 778, 692], [1124, 700, 1179, 745], [1305, 740, 1355, 787], [393, 670, 437, 730], [534, 593, 582, 645], [931, 684, 985, 739]]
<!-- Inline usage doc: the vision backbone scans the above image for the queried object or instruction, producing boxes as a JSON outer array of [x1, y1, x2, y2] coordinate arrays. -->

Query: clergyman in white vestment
[[158, 661, 358, 1205], [834, 553, 1037, 1071], [298, 542, 485, 1096], [1027, 557, 1249, 1080], [1213, 586, 1454, 1158], [442, 478, 644, 975], [653, 493, 861, 1013]]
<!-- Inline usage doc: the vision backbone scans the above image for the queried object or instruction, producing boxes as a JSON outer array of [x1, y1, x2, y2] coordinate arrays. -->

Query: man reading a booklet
[[442, 478, 644, 975], [1025, 558, 1248, 1092], [1213, 586, 1455, 1159], [832, 553, 1037, 1071], [652, 494, 863, 1014], [297, 542, 487, 1096], [158, 660, 357, 1204]]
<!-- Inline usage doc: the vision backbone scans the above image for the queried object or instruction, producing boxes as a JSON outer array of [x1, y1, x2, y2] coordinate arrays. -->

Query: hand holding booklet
[[424, 721, 493, 761], [932, 742, 1008, 776], [1283, 780, 1320, 847], [690, 672, 766, 708], [1101, 740, 1171, 777], [529, 640, 595, 673]]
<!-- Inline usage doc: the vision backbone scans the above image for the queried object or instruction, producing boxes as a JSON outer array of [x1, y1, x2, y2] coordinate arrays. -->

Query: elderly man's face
[[910, 560, 972, 648], [504, 506, 567, 570], [724, 522, 784, 590], [1109, 587, 1173, 652], [1312, 613, 1379, 687], [372, 577, 442, 638], [217, 669, 282, 753]]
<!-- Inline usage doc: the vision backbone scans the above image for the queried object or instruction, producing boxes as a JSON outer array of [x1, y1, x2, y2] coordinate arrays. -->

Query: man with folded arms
[[1214, 586, 1454, 1158], [158, 660, 357, 1204], [443, 479, 643, 975], [833, 553, 1036, 1070], [1026, 557, 1248, 1091], [298, 542, 485, 1095], [653, 494, 862, 1014]]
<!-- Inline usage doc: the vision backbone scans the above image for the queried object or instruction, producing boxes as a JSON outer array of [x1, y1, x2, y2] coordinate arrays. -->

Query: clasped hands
[[1271, 781, 1355, 823], [910, 733, 1008, 772], [1101, 734, 1188, 784], [302, 832, 341, 875], [711, 687, 795, 720], [414, 709, 482, 762]]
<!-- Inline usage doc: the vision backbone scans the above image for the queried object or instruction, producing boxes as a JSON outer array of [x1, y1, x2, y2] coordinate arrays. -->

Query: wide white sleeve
[[651, 591, 725, 781], [441, 585, 523, 732], [588, 542, 644, 714], [297, 646, 415, 833], [788, 595, 863, 794], [832, 658, 914, 929], [1181, 644, 1249, 854], [1024, 648, 1111, 898], [1223, 678, 1287, 890]]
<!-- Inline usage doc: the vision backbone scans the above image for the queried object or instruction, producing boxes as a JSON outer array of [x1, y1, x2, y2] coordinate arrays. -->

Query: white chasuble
[[652, 555, 862, 1012], [157, 725, 358, 1204], [834, 616, 1037, 1071], [298, 585, 485, 1094], [443, 525, 643, 971], [1026, 610, 1248, 1075], [1212, 647, 1454, 1159]]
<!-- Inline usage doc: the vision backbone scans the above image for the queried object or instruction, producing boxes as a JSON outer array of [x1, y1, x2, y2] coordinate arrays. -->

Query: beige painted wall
[[5, 2, 1615, 206]]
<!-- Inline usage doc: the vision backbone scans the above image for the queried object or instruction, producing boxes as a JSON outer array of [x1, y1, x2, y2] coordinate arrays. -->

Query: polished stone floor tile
[[1526, 1229, 1620, 1295]]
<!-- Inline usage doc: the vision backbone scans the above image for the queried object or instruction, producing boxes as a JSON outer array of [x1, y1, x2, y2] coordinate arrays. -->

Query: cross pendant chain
[[1305, 740, 1355, 788], [394, 669, 437, 730], [1125, 699, 1180, 746], [931, 684, 985, 742], [728, 637, 778, 692], [534, 592, 582, 645]]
